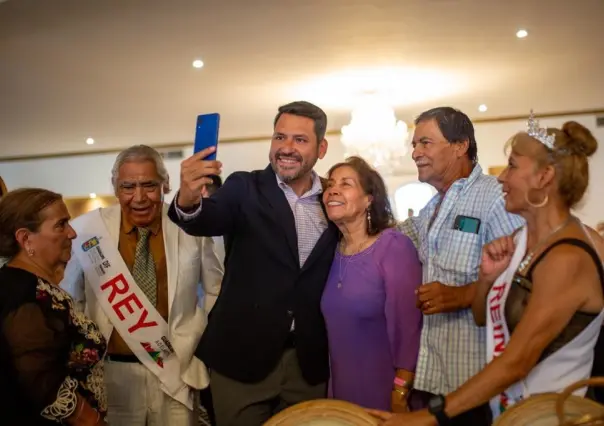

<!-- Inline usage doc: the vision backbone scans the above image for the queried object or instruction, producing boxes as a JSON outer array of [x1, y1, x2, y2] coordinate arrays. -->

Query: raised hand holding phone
[[178, 147, 222, 209], [178, 113, 222, 209], [194, 113, 220, 158]]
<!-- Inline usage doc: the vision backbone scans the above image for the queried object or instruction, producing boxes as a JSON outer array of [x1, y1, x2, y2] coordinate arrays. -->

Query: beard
[[270, 151, 314, 183]]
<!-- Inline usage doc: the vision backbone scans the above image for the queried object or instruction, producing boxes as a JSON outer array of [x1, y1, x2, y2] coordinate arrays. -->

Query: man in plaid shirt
[[397, 107, 523, 426]]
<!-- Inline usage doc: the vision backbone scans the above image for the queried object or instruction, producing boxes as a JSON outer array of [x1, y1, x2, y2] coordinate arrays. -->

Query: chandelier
[[340, 95, 409, 175]]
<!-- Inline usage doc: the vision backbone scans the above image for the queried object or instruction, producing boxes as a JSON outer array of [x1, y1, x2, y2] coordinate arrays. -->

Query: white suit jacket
[[60, 203, 224, 390]]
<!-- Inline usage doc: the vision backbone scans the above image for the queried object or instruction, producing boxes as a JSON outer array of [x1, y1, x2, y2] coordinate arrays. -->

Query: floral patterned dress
[[0, 266, 107, 425]]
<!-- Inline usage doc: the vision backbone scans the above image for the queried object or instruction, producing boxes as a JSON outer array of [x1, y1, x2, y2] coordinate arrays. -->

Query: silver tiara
[[527, 109, 555, 150]]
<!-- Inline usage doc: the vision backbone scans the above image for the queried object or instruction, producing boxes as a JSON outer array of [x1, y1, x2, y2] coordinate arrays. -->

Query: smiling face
[[411, 118, 468, 190], [323, 165, 371, 225], [498, 152, 536, 213], [498, 135, 555, 214], [269, 113, 327, 183], [115, 160, 164, 227]]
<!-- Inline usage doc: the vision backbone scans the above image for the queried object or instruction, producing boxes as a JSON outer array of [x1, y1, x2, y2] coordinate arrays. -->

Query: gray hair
[[111, 145, 171, 194]]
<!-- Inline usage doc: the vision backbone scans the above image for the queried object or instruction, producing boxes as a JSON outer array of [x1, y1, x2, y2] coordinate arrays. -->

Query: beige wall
[[1, 112, 603, 225], [63, 196, 117, 218]]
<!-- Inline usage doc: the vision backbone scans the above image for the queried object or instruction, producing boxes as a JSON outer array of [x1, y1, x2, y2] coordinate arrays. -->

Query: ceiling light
[[86, 137, 94, 145], [192, 59, 204, 69], [516, 29, 528, 39], [294, 67, 468, 110], [478, 104, 488, 112], [89, 193, 97, 199]]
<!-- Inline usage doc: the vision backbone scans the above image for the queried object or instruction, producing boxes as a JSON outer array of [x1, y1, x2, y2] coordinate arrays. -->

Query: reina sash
[[486, 226, 527, 419], [70, 209, 192, 409]]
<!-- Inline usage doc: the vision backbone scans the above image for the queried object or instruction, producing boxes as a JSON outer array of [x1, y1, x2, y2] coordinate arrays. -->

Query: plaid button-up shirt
[[398, 164, 523, 395]]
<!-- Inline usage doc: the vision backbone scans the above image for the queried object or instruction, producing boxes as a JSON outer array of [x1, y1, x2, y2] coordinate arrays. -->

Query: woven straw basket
[[263, 379, 604, 426], [264, 399, 380, 426], [494, 378, 604, 426]]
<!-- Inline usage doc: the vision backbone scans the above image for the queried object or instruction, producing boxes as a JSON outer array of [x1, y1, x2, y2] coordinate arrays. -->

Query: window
[[394, 182, 436, 219]]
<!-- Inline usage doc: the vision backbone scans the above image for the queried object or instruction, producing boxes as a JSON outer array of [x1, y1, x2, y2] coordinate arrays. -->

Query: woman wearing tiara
[[369, 113, 604, 425]]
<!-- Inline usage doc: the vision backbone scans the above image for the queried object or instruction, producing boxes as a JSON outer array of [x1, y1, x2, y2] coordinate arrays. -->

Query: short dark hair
[[274, 101, 328, 143], [415, 106, 478, 163], [0, 188, 63, 258], [208, 174, 222, 188], [205, 175, 222, 196], [327, 156, 395, 236]]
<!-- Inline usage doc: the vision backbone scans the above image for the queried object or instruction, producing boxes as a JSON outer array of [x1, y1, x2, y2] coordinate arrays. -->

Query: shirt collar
[[425, 163, 484, 210], [275, 171, 323, 197], [121, 211, 162, 236], [451, 163, 484, 192]]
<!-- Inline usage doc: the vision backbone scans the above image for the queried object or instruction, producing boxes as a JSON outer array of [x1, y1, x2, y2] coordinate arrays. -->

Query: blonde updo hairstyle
[[506, 121, 598, 208]]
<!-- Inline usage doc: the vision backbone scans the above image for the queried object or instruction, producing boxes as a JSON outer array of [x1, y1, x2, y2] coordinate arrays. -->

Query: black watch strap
[[428, 394, 450, 426], [433, 410, 450, 426]]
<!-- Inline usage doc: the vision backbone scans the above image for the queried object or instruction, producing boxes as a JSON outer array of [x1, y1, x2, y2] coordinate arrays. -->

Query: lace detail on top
[[36, 279, 108, 417], [40, 376, 79, 420], [73, 310, 104, 345], [86, 361, 107, 412], [37, 280, 105, 348]]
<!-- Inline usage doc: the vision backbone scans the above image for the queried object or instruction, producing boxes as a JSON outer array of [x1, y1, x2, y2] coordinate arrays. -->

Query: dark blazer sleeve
[[168, 171, 247, 237]]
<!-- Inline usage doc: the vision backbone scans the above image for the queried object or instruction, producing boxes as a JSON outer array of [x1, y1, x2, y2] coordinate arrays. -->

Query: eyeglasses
[[118, 181, 161, 195]]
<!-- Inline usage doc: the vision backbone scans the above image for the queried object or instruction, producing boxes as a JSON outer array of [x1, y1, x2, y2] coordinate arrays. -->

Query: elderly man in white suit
[[61, 145, 224, 426]]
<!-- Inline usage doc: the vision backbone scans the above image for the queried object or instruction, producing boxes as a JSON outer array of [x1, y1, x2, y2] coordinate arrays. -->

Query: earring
[[27, 247, 35, 257], [367, 209, 372, 231], [525, 190, 549, 208]]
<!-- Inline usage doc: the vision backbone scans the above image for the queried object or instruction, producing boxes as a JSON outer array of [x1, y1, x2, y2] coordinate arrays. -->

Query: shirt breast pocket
[[437, 229, 482, 278]]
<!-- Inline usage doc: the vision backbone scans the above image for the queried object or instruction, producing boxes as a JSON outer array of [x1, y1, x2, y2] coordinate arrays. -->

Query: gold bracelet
[[394, 387, 409, 400]]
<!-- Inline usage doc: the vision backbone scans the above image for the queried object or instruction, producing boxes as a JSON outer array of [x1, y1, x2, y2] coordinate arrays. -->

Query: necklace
[[517, 215, 574, 274], [336, 237, 370, 289]]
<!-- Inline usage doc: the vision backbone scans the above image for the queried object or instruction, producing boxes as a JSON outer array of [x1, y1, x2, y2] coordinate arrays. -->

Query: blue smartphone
[[194, 113, 220, 160]]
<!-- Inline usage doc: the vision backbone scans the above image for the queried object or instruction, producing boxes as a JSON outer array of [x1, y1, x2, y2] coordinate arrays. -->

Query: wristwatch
[[427, 394, 451, 425]]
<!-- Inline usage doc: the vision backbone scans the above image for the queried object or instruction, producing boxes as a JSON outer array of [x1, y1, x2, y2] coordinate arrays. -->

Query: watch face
[[428, 395, 445, 413]]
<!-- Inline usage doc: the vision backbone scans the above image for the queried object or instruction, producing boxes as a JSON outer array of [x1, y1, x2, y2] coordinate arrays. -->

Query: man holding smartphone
[[169, 101, 338, 426], [393, 107, 523, 425]]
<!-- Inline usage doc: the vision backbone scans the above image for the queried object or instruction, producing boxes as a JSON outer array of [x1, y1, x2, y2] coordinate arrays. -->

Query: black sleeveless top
[[505, 238, 604, 363]]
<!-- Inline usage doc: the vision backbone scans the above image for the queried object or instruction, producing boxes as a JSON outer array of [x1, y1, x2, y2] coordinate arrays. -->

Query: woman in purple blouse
[[321, 156, 423, 412]]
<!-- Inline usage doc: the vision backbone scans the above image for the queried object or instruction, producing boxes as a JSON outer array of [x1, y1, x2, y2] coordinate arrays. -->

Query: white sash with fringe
[[70, 209, 192, 409], [486, 227, 528, 419]]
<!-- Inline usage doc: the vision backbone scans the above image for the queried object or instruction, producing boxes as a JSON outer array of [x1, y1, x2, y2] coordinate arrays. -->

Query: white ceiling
[[1, 0, 603, 159]]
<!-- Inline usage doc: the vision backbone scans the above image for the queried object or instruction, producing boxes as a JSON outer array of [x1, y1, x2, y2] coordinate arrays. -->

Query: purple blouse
[[321, 228, 423, 411]]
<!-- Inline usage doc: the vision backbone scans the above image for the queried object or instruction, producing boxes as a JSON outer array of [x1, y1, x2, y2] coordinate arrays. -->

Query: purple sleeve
[[378, 231, 423, 371]]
